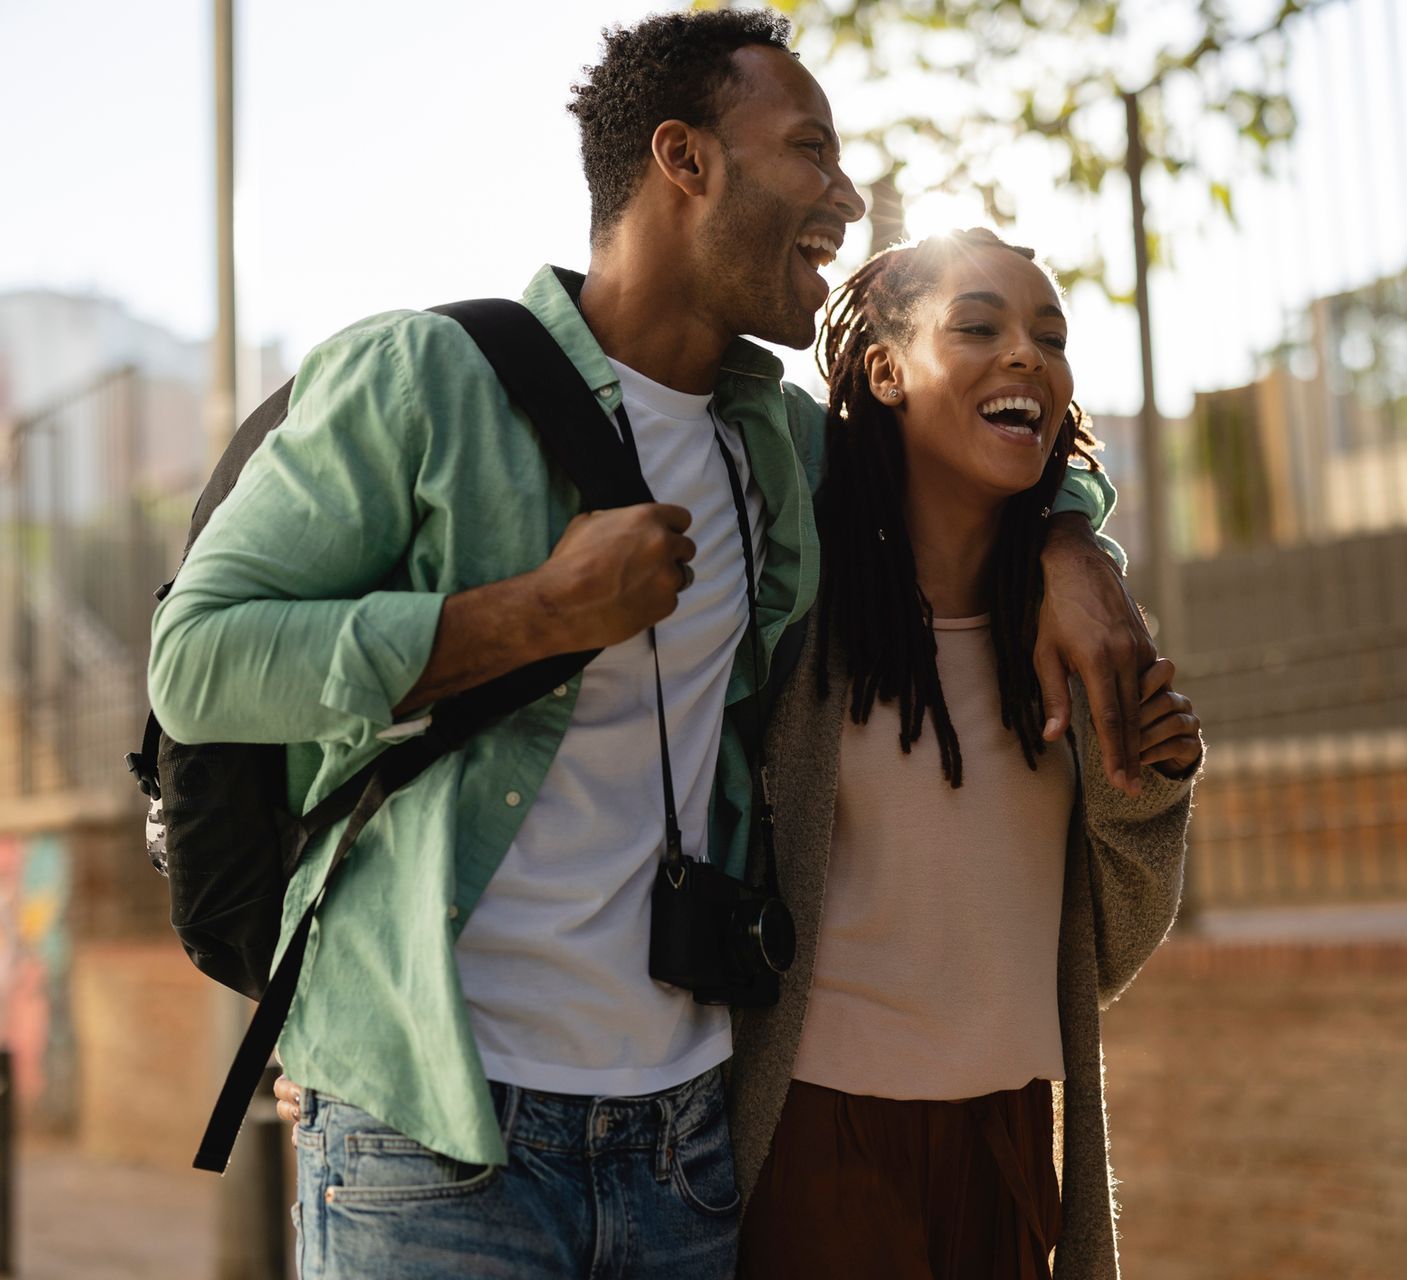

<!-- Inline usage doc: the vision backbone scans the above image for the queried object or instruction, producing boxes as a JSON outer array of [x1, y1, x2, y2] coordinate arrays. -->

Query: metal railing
[[1, 366, 176, 801]]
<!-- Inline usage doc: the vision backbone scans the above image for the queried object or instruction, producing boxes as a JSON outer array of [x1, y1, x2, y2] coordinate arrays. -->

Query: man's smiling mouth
[[796, 233, 839, 270]]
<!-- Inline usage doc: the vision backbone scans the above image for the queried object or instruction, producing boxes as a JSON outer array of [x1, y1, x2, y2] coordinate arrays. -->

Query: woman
[[728, 229, 1201, 1280]]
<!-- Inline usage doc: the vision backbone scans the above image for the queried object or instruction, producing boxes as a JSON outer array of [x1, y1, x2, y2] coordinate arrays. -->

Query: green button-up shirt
[[148, 264, 1115, 1165]]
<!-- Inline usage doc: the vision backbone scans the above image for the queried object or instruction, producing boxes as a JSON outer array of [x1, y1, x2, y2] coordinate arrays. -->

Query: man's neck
[[578, 244, 733, 396]]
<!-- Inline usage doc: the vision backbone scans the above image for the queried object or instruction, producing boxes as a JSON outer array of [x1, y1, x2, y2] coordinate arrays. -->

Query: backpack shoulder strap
[[430, 298, 648, 510], [193, 297, 643, 1173]]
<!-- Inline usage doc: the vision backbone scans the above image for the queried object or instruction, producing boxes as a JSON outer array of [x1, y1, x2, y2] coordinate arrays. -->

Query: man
[[149, 10, 1150, 1278]]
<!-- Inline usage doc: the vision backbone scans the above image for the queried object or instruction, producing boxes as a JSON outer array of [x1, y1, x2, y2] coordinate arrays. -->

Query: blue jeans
[[292, 1066, 740, 1279]]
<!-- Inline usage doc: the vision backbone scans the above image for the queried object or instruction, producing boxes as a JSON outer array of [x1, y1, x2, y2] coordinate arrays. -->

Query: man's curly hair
[[567, 8, 794, 245]]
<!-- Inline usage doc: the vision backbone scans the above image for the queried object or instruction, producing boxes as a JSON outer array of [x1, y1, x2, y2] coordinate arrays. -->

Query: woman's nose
[[1004, 342, 1045, 373]]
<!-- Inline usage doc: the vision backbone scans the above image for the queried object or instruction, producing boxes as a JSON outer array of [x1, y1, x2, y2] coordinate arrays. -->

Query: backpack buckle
[[125, 751, 161, 800]]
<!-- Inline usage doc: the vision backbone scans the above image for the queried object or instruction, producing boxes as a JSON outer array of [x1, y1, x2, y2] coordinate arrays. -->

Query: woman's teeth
[[978, 395, 1042, 433]]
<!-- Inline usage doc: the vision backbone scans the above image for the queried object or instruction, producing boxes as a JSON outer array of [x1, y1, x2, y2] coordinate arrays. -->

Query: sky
[[2, 0, 1403, 419]]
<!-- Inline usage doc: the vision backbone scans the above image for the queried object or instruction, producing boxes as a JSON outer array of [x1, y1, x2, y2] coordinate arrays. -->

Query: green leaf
[[1209, 180, 1233, 219]]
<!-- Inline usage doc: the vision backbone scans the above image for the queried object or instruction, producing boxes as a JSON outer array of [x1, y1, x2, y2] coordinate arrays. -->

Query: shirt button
[[596, 386, 612, 399], [505, 790, 522, 807], [447, 905, 460, 920], [552, 685, 568, 698]]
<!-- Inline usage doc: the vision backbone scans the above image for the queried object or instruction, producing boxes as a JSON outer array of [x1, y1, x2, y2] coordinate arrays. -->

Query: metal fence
[[0, 366, 176, 800], [1120, 0, 1407, 910]]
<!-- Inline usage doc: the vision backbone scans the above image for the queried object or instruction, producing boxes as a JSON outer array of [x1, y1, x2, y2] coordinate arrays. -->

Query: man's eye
[[801, 141, 826, 157]]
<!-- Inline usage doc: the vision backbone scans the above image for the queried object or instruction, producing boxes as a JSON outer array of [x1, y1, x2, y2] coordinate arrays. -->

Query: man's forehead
[[724, 44, 837, 132]]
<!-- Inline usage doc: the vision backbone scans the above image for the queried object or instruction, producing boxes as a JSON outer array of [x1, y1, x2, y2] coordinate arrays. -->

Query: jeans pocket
[[329, 1130, 496, 1206], [670, 1108, 742, 1218]]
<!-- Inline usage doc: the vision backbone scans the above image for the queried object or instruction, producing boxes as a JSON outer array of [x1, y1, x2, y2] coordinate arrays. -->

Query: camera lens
[[737, 897, 796, 974]]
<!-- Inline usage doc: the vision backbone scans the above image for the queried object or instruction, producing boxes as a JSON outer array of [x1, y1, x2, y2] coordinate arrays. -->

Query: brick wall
[[1102, 936, 1407, 1280], [71, 940, 222, 1167]]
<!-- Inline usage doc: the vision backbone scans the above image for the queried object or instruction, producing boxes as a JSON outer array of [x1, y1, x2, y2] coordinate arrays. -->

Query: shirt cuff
[[319, 590, 447, 731], [1051, 464, 1117, 530]]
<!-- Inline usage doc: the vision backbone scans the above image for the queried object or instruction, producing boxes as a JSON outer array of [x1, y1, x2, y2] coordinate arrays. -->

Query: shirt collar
[[521, 265, 786, 398]]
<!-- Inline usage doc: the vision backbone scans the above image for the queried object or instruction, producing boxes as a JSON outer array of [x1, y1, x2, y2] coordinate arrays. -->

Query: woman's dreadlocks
[[814, 228, 1103, 788]]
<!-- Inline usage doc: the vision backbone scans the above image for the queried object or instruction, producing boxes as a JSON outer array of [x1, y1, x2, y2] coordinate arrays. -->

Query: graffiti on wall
[[0, 830, 74, 1127]]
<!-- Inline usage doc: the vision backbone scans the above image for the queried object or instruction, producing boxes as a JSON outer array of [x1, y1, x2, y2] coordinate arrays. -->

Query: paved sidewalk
[[13, 1139, 217, 1280]]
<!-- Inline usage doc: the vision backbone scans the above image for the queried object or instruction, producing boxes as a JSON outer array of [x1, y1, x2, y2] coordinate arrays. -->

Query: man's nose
[[830, 166, 866, 223]]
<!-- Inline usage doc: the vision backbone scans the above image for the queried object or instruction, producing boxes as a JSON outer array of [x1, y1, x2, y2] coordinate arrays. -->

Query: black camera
[[648, 852, 796, 1008]]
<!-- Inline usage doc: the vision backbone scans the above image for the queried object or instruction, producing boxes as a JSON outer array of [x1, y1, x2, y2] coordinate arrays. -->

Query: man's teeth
[[796, 234, 839, 268]]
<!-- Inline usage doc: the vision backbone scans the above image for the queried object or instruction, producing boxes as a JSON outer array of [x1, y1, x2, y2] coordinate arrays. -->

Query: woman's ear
[[864, 342, 904, 406]]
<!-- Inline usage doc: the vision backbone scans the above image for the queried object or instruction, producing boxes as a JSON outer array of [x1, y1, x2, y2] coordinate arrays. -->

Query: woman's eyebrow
[[951, 291, 1066, 323], [953, 290, 1004, 308]]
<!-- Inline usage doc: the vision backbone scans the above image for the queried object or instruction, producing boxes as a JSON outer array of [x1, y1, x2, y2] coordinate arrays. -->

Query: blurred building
[[0, 292, 286, 1137]]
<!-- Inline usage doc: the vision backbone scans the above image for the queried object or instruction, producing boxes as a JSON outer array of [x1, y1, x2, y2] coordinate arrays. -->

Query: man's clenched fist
[[532, 503, 696, 651]]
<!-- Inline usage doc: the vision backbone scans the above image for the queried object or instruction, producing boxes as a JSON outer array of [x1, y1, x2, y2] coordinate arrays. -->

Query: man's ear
[[650, 119, 715, 198], [864, 342, 905, 405]]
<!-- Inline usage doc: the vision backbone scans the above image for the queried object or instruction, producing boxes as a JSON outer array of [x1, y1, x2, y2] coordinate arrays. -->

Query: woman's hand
[[274, 1073, 302, 1139], [1138, 658, 1202, 778]]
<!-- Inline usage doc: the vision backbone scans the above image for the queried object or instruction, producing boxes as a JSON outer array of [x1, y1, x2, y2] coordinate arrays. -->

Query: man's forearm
[[392, 570, 573, 715], [394, 502, 698, 715]]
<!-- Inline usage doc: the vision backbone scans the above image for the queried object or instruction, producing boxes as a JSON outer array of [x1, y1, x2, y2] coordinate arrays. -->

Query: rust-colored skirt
[[738, 1077, 1061, 1280]]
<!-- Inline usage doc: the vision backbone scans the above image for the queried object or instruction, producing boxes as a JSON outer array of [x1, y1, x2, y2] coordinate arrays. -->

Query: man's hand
[[1035, 513, 1157, 796], [531, 503, 696, 651], [393, 502, 695, 715]]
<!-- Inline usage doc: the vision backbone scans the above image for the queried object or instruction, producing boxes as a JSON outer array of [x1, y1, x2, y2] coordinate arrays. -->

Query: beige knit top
[[792, 614, 1074, 1101]]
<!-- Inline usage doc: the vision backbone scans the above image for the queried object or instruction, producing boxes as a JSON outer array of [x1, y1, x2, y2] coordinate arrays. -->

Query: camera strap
[[712, 428, 782, 899], [613, 404, 779, 896]]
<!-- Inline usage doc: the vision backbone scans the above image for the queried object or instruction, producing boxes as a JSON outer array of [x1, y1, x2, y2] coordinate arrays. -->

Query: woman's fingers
[[1139, 688, 1193, 728], [1141, 731, 1202, 769], [1139, 685, 1201, 774], [273, 1073, 302, 1131], [1139, 657, 1176, 704]]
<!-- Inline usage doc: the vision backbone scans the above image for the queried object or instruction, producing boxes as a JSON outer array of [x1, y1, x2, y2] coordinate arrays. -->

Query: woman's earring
[[885, 387, 901, 402]]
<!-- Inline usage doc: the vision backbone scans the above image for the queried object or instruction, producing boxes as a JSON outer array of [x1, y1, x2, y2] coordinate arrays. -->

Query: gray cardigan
[[727, 619, 1197, 1279]]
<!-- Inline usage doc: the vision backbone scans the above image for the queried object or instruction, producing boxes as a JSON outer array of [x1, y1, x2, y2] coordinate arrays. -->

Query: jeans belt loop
[[653, 1095, 675, 1183], [495, 1082, 521, 1148]]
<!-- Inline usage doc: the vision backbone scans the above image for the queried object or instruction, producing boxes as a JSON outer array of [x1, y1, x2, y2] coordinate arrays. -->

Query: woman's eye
[[1042, 334, 1068, 351], [959, 323, 996, 336], [801, 140, 826, 158]]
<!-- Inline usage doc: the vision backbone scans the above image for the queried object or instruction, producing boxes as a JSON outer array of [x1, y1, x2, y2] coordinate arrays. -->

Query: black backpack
[[126, 297, 655, 1171]]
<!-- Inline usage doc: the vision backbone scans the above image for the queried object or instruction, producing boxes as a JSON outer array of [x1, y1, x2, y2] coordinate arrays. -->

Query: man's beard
[[698, 153, 818, 351]]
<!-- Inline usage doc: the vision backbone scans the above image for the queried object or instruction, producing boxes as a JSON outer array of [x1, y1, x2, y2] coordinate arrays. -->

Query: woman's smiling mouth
[[977, 394, 1044, 441]]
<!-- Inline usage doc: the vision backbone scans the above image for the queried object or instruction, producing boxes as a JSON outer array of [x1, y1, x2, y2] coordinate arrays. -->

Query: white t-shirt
[[454, 357, 766, 1096]]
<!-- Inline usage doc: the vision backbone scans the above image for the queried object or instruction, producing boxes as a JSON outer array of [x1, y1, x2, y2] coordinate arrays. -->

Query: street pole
[[209, 0, 237, 469], [210, 3, 288, 1276], [1123, 90, 1181, 659]]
